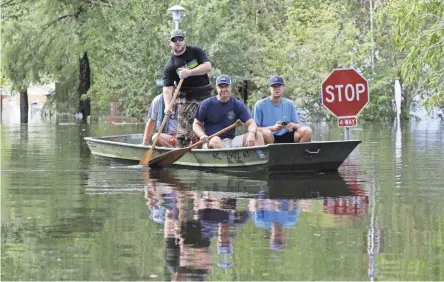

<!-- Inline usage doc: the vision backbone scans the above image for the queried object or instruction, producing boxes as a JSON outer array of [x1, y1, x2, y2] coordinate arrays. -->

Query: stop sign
[[321, 69, 369, 117]]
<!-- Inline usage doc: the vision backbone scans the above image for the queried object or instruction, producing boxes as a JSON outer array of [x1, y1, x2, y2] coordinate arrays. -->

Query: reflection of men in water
[[146, 182, 250, 278], [155, 187, 212, 281], [194, 194, 249, 269], [249, 193, 300, 251], [144, 181, 177, 224]]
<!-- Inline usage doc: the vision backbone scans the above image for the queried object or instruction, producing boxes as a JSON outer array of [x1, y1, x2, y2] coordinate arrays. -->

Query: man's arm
[[142, 119, 156, 145], [162, 86, 174, 112], [163, 57, 177, 110], [192, 119, 208, 143], [288, 122, 300, 131], [179, 62, 212, 79], [244, 118, 258, 133], [244, 119, 258, 146], [288, 103, 300, 131]]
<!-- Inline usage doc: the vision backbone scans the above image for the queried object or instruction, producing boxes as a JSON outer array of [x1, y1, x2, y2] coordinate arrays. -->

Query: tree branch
[[42, 9, 83, 32], [422, 13, 444, 23], [83, 0, 113, 7], [1, 0, 15, 7], [0, 0, 29, 8]]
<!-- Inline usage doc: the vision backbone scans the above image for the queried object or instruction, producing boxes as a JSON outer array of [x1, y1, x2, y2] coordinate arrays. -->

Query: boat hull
[[84, 134, 361, 173]]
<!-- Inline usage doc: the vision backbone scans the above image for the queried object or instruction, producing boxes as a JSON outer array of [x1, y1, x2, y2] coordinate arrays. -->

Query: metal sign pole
[[344, 126, 350, 140]]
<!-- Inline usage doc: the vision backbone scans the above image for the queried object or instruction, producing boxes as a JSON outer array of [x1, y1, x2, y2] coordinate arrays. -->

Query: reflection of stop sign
[[321, 69, 369, 117]]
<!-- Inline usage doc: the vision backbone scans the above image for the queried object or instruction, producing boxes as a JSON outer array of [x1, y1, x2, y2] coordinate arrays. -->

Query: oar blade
[[148, 148, 189, 169], [139, 148, 154, 165]]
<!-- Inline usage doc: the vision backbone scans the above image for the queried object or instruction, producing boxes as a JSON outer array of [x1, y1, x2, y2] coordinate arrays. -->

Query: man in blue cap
[[193, 74, 264, 148], [252, 75, 312, 144]]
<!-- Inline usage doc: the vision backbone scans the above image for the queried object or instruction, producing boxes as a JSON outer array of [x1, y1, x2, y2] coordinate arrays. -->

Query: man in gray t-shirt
[[142, 94, 177, 147]]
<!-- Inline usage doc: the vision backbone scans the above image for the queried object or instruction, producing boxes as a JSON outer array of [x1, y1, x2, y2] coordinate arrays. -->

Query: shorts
[[175, 85, 212, 147], [202, 135, 244, 149], [274, 131, 295, 143]]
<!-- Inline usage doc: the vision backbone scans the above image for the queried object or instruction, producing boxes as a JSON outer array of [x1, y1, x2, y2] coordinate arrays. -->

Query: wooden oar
[[139, 79, 184, 165], [148, 119, 243, 169]]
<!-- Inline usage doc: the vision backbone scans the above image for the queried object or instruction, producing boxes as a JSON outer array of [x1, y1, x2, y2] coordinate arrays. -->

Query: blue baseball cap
[[269, 75, 284, 86], [216, 74, 232, 86]]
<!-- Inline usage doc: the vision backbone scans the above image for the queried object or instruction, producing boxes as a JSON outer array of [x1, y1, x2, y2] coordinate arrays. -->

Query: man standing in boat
[[163, 29, 213, 148], [193, 74, 265, 149], [252, 75, 312, 144], [141, 93, 177, 147]]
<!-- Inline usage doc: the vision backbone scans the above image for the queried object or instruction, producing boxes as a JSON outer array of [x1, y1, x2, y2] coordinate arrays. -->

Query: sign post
[[321, 69, 369, 140]]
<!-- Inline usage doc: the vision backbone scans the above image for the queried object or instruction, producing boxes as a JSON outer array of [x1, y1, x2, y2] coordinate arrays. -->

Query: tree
[[2, 0, 424, 122], [2, 0, 119, 122], [383, 0, 444, 111]]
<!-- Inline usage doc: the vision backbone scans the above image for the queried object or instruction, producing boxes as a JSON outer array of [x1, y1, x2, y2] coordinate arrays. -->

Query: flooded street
[[1, 120, 444, 280]]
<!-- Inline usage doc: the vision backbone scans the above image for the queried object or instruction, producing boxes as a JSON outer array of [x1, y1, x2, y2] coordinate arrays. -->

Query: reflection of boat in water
[[148, 168, 356, 200], [84, 162, 365, 203]]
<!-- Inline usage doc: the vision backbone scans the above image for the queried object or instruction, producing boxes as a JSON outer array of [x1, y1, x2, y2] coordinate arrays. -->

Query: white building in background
[[1, 83, 55, 124]]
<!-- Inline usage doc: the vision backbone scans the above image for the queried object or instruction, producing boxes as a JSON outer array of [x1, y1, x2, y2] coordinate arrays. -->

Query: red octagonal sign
[[321, 69, 369, 117]]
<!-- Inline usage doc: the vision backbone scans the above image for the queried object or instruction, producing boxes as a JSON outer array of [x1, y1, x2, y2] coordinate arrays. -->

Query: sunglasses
[[171, 37, 184, 43]]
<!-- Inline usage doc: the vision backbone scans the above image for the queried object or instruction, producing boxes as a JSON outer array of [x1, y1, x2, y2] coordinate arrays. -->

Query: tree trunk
[[78, 51, 91, 123], [20, 88, 28, 124], [239, 80, 249, 104], [401, 85, 412, 120]]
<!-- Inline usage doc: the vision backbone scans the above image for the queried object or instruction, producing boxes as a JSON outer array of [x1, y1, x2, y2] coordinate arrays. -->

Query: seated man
[[252, 75, 312, 144], [141, 93, 177, 147], [193, 74, 264, 149]]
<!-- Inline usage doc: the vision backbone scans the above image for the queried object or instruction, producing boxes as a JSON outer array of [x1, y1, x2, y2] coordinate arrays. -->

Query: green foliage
[[2, 0, 88, 107], [4, 0, 440, 120], [383, 0, 444, 109], [83, 0, 172, 117]]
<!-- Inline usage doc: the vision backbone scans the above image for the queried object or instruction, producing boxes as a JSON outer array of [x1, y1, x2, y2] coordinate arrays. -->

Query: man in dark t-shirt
[[193, 74, 265, 149], [163, 29, 213, 147]]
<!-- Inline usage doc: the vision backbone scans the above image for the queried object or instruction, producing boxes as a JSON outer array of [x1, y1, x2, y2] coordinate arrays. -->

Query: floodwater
[[1, 119, 444, 281]]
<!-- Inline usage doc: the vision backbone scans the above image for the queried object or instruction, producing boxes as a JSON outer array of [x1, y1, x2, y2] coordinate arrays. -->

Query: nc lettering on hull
[[211, 151, 250, 161]]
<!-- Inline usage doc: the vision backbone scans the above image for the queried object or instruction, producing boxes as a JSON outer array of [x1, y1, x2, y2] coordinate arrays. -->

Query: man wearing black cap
[[163, 29, 213, 148], [252, 75, 312, 144], [193, 74, 264, 149]]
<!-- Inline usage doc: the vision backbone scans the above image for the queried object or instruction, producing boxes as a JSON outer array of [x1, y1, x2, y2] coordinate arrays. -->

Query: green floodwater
[[1, 119, 443, 281]]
